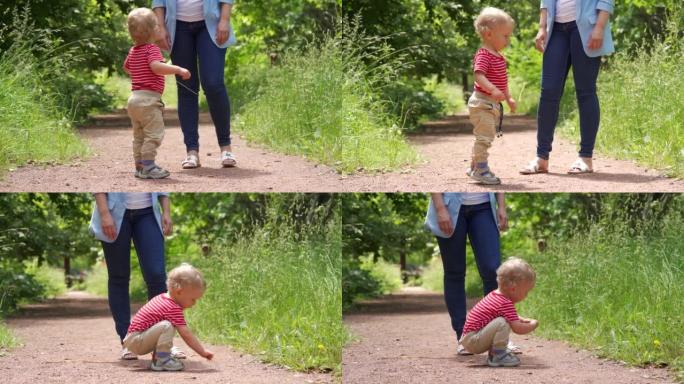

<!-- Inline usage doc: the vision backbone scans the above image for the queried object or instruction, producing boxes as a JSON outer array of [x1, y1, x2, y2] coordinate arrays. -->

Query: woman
[[89, 193, 181, 360], [152, 0, 237, 168], [521, 0, 614, 174], [425, 193, 512, 355]]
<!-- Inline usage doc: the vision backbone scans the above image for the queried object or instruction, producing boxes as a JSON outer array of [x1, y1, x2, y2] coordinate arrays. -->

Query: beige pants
[[468, 91, 501, 167], [123, 320, 175, 355], [459, 317, 510, 354], [127, 90, 165, 163]]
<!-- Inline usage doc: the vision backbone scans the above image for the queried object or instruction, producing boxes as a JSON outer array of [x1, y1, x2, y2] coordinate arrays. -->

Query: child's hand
[[177, 67, 191, 80], [506, 97, 517, 113], [200, 349, 214, 360], [490, 88, 506, 102]]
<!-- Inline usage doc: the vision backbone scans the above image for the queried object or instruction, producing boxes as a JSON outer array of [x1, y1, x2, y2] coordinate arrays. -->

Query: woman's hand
[[101, 212, 117, 241], [156, 25, 171, 52], [534, 27, 547, 52], [216, 19, 230, 45], [437, 207, 454, 236], [162, 213, 173, 236], [497, 207, 508, 232], [587, 25, 605, 50]]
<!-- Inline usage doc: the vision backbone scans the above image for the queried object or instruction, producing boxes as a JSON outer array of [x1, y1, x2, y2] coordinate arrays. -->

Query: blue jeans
[[171, 20, 231, 152], [101, 207, 167, 342], [537, 21, 601, 160], [436, 202, 500, 339]]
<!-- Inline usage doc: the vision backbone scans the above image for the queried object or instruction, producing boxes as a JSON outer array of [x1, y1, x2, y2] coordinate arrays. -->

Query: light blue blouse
[[89, 193, 169, 243], [151, 0, 237, 50], [424, 193, 499, 238], [541, 0, 615, 57]]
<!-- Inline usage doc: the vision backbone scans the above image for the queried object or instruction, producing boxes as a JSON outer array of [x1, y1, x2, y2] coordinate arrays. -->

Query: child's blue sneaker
[[151, 356, 184, 371]]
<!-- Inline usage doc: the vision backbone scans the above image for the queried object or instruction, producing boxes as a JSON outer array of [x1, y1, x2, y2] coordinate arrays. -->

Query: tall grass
[[0, 8, 88, 173], [519, 203, 684, 379], [0, 321, 18, 355], [236, 21, 419, 173], [188, 209, 347, 373], [559, 40, 684, 177]]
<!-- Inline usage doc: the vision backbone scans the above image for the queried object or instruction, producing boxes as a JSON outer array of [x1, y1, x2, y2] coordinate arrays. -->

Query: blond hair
[[474, 7, 515, 37], [127, 8, 158, 44], [167, 263, 206, 291], [496, 257, 535, 288]]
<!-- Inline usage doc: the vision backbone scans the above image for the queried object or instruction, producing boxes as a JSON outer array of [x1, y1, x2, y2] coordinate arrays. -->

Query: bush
[[187, 206, 347, 373], [382, 80, 444, 129], [0, 263, 45, 316], [342, 259, 382, 309], [519, 201, 684, 378], [24, 262, 67, 298], [236, 21, 419, 173], [359, 256, 402, 295]]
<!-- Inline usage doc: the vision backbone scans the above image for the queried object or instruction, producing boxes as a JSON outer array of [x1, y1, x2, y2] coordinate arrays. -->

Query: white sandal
[[221, 151, 237, 168], [568, 158, 593, 174], [520, 157, 549, 175], [181, 154, 201, 169], [120, 347, 138, 360]]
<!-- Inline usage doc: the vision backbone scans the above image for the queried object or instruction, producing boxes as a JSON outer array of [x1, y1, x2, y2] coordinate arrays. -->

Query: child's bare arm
[[176, 325, 214, 360], [149, 61, 191, 80], [509, 318, 538, 335], [474, 72, 505, 101]]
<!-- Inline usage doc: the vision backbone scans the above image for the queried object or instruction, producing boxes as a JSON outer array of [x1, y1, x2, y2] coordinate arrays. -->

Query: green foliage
[[342, 258, 382, 309], [359, 256, 402, 295], [0, 13, 89, 172], [236, 22, 419, 173], [188, 197, 346, 373], [24, 262, 67, 299], [519, 196, 684, 377], [0, 321, 18, 354], [382, 79, 445, 129], [0, 265, 45, 315]]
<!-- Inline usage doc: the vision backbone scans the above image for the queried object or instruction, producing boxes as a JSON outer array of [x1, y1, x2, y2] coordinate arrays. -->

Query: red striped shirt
[[473, 48, 508, 96], [124, 43, 165, 94], [128, 293, 186, 333], [462, 290, 519, 335]]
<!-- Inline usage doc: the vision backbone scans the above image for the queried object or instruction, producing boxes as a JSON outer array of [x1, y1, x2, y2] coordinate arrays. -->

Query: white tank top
[[124, 193, 153, 210], [555, 0, 577, 23], [460, 193, 490, 206], [177, 0, 205, 22]]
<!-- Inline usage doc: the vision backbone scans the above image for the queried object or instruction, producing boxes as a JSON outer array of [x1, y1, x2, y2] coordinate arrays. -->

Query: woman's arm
[[215, 3, 233, 45], [94, 193, 117, 241], [495, 193, 508, 232], [588, 11, 610, 50], [534, 8, 548, 52], [431, 193, 454, 236], [159, 195, 172, 236], [153, 7, 171, 51]]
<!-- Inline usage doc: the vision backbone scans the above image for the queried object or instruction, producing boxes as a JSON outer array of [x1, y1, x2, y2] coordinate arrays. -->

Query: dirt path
[[343, 287, 676, 384], [0, 291, 331, 384], [0, 114, 681, 192]]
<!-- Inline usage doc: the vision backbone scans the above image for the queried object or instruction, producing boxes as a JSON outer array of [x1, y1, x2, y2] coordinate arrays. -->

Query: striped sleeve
[[497, 297, 520, 323]]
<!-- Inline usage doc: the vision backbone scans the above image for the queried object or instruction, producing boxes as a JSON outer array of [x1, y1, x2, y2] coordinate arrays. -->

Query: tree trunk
[[64, 256, 71, 288]]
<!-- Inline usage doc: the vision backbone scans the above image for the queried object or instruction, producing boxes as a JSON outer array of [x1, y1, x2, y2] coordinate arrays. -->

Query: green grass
[[94, 69, 181, 110], [236, 31, 419, 173], [558, 44, 684, 177], [187, 217, 347, 374], [421, 252, 484, 298], [0, 321, 18, 355], [519, 208, 684, 379], [358, 256, 402, 295], [0, 15, 89, 174]]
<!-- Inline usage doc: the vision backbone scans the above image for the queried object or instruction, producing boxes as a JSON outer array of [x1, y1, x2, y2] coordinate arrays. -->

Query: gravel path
[[0, 114, 680, 192], [343, 287, 676, 384], [0, 292, 332, 384]]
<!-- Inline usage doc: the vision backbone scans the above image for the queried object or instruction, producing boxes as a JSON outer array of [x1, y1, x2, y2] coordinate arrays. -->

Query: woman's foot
[[520, 157, 549, 174], [181, 152, 201, 169], [120, 347, 138, 360], [221, 151, 237, 168], [567, 157, 593, 174], [171, 345, 187, 359]]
